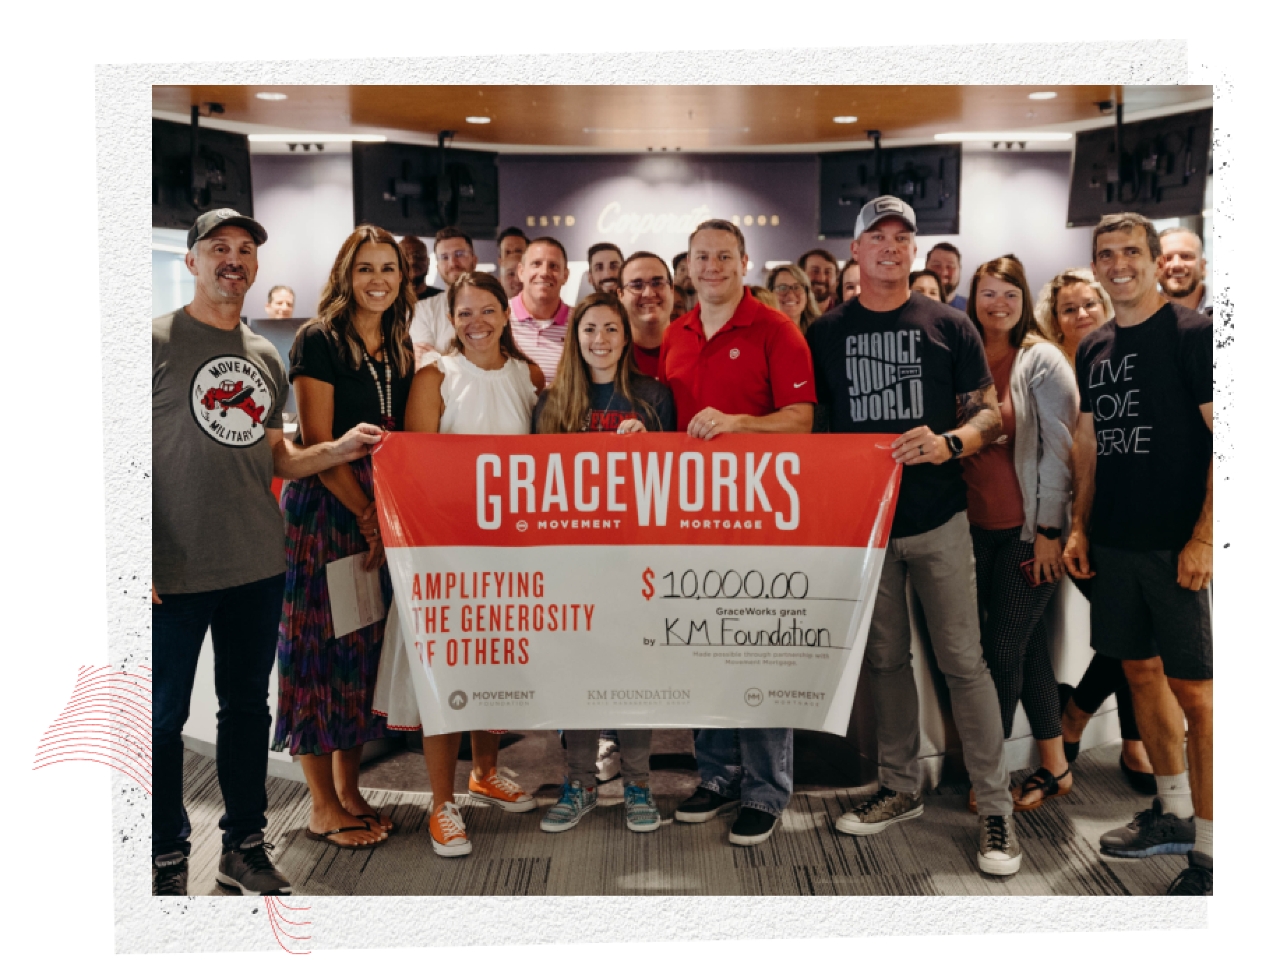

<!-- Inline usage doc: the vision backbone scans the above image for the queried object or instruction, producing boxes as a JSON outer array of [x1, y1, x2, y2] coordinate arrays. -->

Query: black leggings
[[971, 525, 1063, 741], [1066, 575, 1141, 741]]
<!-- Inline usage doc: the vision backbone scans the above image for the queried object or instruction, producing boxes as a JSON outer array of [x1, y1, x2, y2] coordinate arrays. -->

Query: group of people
[[152, 195, 1213, 899]]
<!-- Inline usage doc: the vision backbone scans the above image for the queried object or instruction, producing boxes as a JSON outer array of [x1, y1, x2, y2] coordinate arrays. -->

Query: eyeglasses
[[623, 277, 670, 295], [772, 283, 806, 296]]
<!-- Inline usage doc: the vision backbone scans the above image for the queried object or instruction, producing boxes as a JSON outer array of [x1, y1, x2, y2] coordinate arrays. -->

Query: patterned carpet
[[182, 735, 1189, 896]]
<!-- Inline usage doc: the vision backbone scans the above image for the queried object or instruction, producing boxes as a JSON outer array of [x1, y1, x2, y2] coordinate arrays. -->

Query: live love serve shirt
[[807, 292, 992, 539], [152, 307, 288, 594], [1074, 302, 1212, 551]]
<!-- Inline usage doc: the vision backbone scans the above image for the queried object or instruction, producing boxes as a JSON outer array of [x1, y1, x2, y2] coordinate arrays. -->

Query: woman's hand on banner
[[357, 500, 381, 543], [617, 418, 647, 435], [891, 426, 948, 466]]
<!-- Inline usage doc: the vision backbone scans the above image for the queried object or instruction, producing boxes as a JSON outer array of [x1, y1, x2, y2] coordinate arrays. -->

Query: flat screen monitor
[[353, 141, 499, 238], [819, 144, 962, 237], [153, 118, 254, 231], [1067, 108, 1212, 226]]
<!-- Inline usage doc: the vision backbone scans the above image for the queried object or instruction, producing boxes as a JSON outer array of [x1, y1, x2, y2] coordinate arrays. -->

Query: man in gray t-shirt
[[152, 209, 381, 897]]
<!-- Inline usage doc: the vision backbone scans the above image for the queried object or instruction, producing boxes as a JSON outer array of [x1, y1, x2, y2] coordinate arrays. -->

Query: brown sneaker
[[835, 786, 923, 836]]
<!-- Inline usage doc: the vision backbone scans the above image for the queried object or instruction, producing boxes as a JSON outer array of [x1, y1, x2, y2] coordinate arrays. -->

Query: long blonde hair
[[1034, 268, 1114, 348], [535, 292, 660, 434], [766, 263, 823, 333], [311, 225, 415, 377]]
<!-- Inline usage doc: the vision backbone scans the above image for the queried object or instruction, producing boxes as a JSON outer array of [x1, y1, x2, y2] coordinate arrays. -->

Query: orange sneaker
[[429, 802, 472, 857], [468, 771, 536, 812]]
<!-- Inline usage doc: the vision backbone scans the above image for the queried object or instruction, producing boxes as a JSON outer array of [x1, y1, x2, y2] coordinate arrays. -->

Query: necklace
[[358, 330, 396, 430]]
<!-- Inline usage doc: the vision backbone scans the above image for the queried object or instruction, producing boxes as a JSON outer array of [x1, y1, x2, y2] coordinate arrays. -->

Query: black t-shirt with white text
[[1075, 302, 1212, 551], [807, 292, 992, 538]]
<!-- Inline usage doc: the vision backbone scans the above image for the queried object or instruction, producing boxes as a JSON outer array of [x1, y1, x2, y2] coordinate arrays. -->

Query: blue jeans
[[694, 728, 793, 817], [152, 574, 284, 856]]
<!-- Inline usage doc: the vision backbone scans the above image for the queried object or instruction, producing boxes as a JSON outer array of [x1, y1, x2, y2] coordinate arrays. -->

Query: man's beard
[[1162, 276, 1201, 299]]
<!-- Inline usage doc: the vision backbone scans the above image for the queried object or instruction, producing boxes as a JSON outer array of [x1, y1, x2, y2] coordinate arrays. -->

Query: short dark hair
[[619, 250, 672, 285], [524, 235, 569, 266], [1092, 212, 1160, 262], [587, 241, 624, 263], [497, 226, 529, 246], [267, 284, 294, 303], [689, 219, 746, 258], [434, 226, 474, 250], [927, 242, 961, 263], [966, 255, 1037, 349], [672, 251, 688, 268], [798, 248, 839, 271]]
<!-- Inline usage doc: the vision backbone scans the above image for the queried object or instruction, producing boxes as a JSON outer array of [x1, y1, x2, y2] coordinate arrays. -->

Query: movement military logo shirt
[[152, 307, 289, 594], [807, 292, 991, 538]]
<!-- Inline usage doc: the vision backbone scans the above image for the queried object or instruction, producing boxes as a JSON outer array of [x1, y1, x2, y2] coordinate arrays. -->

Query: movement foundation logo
[[744, 688, 763, 707], [448, 690, 468, 710]]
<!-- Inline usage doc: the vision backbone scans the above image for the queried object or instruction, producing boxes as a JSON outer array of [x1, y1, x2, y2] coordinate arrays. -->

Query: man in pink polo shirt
[[510, 236, 572, 385], [660, 218, 815, 847]]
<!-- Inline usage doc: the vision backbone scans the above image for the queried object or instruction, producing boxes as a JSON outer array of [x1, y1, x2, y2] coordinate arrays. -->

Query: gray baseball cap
[[186, 208, 268, 250], [853, 196, 918, 238]]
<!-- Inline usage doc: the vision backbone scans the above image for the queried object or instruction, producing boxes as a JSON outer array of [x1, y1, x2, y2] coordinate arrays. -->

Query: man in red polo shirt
[[660, 218, 814, 846]]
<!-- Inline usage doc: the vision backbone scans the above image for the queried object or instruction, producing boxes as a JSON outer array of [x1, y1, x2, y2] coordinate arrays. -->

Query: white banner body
[[372, 433, 901, 736]]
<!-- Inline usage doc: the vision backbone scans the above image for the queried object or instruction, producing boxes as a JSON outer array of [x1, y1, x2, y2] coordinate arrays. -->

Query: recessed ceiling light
[[255, 92, 288, 101], [833, 115, 858, 124], [247, 133, 386, 143], [1028, 91, 1058, 101], [466, 116, 491, 124], [934, 131, 1072, 142]]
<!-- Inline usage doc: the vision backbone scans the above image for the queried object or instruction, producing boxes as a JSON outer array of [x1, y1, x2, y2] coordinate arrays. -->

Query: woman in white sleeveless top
[[373, 272, 545, 858]]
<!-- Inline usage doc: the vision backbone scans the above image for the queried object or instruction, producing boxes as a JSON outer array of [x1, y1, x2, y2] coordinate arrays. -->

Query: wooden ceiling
[[152, 85, 1212, 151]]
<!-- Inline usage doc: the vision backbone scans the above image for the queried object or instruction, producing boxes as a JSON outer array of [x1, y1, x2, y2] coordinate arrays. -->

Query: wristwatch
[[943, 432, 964, 459], [1036, 525, 1062, 540]]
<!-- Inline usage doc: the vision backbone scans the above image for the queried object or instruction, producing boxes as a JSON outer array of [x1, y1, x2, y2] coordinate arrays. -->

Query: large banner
[[373, 433, 900, 736]]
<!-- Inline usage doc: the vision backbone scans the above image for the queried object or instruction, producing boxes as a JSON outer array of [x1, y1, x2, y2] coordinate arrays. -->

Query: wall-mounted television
[[819, 144, 961, 237], [1067, 108, 1211, 226], [353, 142, 499, 238], [153, 118, 254, 230]]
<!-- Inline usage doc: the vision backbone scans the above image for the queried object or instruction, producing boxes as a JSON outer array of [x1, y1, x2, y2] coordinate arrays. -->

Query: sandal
[[358, 810, 395, 835], [1013, 767, 1071, 812], [305, 824, 386, 849]]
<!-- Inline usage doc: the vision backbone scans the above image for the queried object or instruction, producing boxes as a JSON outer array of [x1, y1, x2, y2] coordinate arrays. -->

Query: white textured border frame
[[111, 46, 1213, 953]]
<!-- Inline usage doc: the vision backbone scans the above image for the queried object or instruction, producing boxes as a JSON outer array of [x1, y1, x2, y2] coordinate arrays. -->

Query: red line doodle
[[33, 666, 152, 795], [264, 895, 311, 954]]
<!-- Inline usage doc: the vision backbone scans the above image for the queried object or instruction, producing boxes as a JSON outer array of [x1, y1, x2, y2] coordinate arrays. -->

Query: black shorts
[[1090, 546, 1212, 681]]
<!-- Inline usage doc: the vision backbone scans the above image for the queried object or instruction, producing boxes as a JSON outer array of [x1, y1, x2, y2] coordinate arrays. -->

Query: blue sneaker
[[624, 782, 662, 833], [540, 780, 597, 833]]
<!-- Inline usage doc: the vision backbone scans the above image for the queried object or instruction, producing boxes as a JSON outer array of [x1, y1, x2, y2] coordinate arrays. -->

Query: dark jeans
[[153, 574, 285, 857]]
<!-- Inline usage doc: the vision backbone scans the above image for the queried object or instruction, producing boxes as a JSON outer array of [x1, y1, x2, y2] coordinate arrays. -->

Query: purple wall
[[499, 154, 823, 284]]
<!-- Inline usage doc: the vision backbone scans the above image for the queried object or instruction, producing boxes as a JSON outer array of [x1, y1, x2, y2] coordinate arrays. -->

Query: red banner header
[[373, 433, 900, 549]]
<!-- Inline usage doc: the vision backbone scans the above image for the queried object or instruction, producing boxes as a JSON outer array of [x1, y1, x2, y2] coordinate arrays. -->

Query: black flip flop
[[358, 811, 395, 836], [305, 824, 386, 849]]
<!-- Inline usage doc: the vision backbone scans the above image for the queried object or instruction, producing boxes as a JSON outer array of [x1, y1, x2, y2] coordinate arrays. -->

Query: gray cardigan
[[1006, 336, 1078, 543]]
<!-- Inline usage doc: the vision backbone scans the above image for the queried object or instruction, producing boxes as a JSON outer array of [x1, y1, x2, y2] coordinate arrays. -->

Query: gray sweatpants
[[564, 729, 652, 788], [866, 510, 1013, 816]]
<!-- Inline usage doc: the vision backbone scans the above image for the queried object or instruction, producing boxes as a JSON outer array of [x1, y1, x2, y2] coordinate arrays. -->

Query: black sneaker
[[1167, 851, 1213, 895], [216, 832, 293, 895], [153, 852, 188, 896], [1099, 799, 1194, 858], [728, 807, 778, 846], [674, 786, 740, 823]]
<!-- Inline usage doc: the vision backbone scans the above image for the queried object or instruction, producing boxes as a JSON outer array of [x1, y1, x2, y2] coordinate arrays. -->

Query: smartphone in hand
[[1019, 557, 1047, 587]]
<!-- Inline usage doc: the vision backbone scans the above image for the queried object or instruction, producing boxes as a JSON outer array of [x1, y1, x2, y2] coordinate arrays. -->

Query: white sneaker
[[596, 738, 621, 782]]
